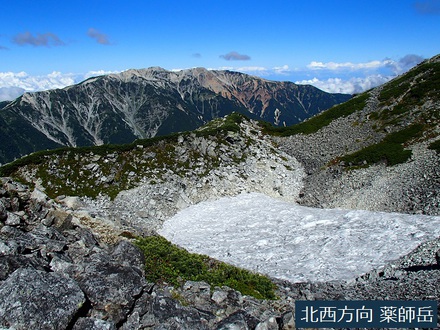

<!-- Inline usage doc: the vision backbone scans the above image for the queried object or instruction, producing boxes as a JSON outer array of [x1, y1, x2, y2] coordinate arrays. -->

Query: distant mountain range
[[0, 67, 350, 164]]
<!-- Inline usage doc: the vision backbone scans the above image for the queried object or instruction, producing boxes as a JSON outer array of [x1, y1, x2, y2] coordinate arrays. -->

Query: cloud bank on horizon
[[0, 54, 425, 101], [0, 1, 438, 101]]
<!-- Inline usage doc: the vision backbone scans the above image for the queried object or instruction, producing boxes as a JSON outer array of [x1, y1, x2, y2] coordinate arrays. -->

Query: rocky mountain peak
[[0, 67, 350, 164]]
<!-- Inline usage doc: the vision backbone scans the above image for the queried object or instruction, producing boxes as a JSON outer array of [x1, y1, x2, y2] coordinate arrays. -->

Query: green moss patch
[[428, 139, 440, 154], [134, 235, 277, 300], [338, 124, 424, 167]]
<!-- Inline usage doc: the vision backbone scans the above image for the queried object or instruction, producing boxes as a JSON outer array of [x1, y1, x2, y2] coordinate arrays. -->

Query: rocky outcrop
[[0, 268, 85, 329], [293, 141, 440, 214]]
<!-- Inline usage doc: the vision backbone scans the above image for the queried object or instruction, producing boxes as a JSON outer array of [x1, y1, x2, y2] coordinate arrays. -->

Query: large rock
[[74, 258, 146, 324], [0, 199, 7, 221], [0, 268, 85, 329], [149, 296, 213, 329], [72, 317, 117, 330], [0, 254, 46, 280], [215, 310, 260, 330], [111, 240, 146, 273]]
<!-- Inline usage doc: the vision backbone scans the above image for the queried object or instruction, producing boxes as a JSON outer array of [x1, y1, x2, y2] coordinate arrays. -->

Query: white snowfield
[[159, 193, 440, 283]]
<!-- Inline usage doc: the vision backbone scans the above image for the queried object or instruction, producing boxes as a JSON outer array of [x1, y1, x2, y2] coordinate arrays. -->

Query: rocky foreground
[[1, 178, 440, 329]]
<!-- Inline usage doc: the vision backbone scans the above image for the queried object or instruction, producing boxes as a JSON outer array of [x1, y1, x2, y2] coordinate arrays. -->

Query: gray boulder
[[149, 296, 213, 329], [72, 317, 117, 330], [215, 310, 260, 330], [0, 200, 7, 221], [0, 254, 46, 280], [0, 267, 85, 330], [111, 240, 146, 273], [74, 258, 146, 324]]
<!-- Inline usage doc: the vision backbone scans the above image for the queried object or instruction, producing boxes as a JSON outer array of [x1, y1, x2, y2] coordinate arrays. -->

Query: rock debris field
[[159, 192, 440, 283]]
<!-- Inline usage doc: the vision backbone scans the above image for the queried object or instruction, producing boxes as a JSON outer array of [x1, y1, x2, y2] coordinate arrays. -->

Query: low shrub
[[134, 235, 277, 300], [379, 62, 440, 105], [340, 142, 412, 167], [428, 139, 440, 154], [339, 124, 424, 167]]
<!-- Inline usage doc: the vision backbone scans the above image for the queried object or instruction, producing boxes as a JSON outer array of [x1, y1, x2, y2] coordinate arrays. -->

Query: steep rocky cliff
[[0, 67, 350, 164]]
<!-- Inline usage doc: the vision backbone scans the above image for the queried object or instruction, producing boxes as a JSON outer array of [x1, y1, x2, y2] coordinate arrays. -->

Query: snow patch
[[159, 193, 440, 283]]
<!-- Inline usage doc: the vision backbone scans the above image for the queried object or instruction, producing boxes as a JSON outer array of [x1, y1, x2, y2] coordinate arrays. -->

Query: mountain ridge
[[0, 67, 350, 164]]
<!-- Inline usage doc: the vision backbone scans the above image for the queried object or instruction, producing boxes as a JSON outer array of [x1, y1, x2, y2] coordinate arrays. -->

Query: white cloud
[[296, 75, 392, 94], [84, 70, 120, 79], [307, 60, 389, 71], [215, 66, 235, 71], [385, 54, 425, 75], [223, 65, 292, 76], [0, 87, 25, 102], [209, 66, 271, 78], [306, 55, 424, 76], [272, 65, 290, 75], [0, 71, 76, 93], [235, 66, 268, 73], [296, 54, 424, 94], [0, 70, 120, 101]]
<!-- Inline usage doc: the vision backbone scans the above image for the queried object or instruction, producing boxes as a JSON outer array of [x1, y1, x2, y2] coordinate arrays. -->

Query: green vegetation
[[379, 62, 440, 105], [339, 124, 424, 167], [261, 93, 367, 136], [366, 61, 440, 133], [260, 60, 440, 139], [310, 60, 440, 169], [0, 113, 247, 177], [0, 133, 178, 178], [428, 139, 440, 154], [134, 235, 277, 300], [196, 111, 243, 136]]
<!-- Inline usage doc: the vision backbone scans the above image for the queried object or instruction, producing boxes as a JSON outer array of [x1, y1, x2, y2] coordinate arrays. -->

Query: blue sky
[[1, 0, 439, 100]]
